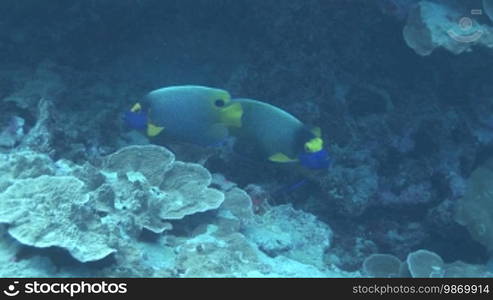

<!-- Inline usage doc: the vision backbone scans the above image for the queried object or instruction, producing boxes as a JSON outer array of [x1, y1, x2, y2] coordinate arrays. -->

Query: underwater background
[[0, 0, 493, 277]]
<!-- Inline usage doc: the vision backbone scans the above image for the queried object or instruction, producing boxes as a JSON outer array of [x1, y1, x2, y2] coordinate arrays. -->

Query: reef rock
[[244, 204, 332, 269]]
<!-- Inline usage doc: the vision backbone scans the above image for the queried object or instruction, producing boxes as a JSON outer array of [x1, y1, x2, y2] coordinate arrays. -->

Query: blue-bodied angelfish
[[230, 98, 331, 170], [124, 85, 243, 146]]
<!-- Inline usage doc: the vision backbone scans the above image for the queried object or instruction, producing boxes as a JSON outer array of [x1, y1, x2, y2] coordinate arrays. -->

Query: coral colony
[[0, 0, 493, 277]]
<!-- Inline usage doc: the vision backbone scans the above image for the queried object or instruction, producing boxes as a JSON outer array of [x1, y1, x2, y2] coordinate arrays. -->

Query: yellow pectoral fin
[[269, 152, 298, 163], [147, 123, 164, 137], [220, 102, 243, 128]]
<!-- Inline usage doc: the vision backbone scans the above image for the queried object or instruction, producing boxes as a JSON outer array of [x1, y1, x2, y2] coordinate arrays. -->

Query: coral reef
[[0, 175, 116, 263], [363, 249, 493, 278], [0, 145, 351, 277], [0, 145, 225, 263], [1, 0, 493, 278]]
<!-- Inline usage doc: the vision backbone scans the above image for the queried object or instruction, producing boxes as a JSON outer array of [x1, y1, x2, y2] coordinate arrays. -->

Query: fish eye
[[214, 99, 225, 107]]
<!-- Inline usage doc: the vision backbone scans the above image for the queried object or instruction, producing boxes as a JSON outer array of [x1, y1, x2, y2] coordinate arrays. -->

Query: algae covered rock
[[244, 204, 332, 269], [174, 226, 261, 277], [0, 150, 56, 192]]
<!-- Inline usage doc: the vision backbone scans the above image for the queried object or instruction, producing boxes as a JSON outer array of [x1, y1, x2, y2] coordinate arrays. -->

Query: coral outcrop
[[0, 145, 346, 277], [0, 145, 224, 263], [0, 176, 116, 263]]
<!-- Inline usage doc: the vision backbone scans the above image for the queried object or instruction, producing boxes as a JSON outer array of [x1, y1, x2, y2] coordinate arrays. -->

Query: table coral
[[0, 176, 116, 263], [0, 145, 225, 263]]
